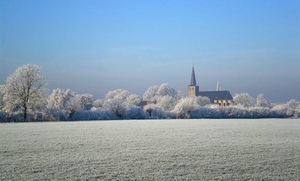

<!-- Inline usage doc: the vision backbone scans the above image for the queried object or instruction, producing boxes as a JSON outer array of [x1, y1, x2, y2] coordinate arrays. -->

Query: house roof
[[137, 101, 148, 108], [198, 91, 233, 102]]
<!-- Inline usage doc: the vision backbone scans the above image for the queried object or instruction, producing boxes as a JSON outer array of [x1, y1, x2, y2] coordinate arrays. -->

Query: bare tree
[[3, 64, 47, 121]]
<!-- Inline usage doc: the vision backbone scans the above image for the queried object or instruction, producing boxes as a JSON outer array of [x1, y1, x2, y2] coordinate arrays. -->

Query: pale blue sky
[[0, 0, 299, 102]]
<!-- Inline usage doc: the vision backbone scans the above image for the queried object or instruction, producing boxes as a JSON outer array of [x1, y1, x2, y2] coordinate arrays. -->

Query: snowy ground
[[0, 119, 299, 180]]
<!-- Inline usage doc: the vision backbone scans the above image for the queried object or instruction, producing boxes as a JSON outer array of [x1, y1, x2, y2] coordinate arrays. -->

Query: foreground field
[[0, 119, 299, 180]]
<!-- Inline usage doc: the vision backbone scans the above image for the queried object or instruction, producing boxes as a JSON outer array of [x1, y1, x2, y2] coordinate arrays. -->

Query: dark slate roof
[[197, 91, 233, 102], [137, 101, 148, 108], [189, 66, 197, 86]]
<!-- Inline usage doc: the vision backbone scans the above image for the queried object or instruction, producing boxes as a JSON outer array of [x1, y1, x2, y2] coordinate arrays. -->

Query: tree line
[[0, 64, 299, 122]]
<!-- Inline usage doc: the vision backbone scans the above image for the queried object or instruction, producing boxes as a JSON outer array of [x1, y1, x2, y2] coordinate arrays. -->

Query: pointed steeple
[[190, 66, 197, 86], [188, 66, 199, 97]]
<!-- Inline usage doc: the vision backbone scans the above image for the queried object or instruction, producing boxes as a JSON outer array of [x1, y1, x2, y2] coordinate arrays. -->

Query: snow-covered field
[[0, 119, 299, 180]]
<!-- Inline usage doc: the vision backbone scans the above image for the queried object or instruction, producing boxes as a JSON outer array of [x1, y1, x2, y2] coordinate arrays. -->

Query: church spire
[[188, 66, 199, 97], [190, 66, 197, 86]]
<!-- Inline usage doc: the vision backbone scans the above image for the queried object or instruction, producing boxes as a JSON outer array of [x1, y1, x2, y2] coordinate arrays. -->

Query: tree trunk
[[23, 106, 27, 122]]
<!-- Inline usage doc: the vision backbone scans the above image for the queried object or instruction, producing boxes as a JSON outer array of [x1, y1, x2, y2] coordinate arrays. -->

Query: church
[[188, 66, 234, 106]]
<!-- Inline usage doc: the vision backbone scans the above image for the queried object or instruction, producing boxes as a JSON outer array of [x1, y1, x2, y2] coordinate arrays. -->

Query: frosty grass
[[0, 119, 299, 180]]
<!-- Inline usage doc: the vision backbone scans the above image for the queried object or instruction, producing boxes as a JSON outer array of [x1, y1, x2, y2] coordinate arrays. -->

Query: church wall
[[214, 99, 234, 106], [188, 85, 199, 98]]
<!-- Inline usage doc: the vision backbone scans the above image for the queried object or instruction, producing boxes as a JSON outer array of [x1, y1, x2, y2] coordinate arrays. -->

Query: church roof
[[190, 66, 197, 86], [198, 91, 233, 102]]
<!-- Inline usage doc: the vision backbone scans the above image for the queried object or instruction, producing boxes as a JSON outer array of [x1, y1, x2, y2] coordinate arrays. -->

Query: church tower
[[188, 66, 199, 97]]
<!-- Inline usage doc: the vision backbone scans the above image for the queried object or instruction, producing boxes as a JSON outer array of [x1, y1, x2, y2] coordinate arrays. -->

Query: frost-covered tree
[[271, 99, 300, 118], [48, 89, 94, 117], [156, 95, 177, 111], [67, 96, 84, 116], [125, 94, 141, 107], [233, 93, 255, 107], [143, 83, 182, 111], [105, 89, 130, 100], [143, 85, 159, 102], [285, 99, 300, 118], [103, 89, 141, 118], [125, 106, 148, 119], [3, 64, 48, 121], [173, 97, 199, 118], [195, 96, 211, 106], [0, 85, 6, 121], [0, 85, 5, 110], [78, 94, 94, 110], [46, 89, 78, 120], [103, 98, 126, 118], [93, 99, 104, 108], [67, 93, 94, 115], [156, 83, 177, 97], [286, 99, 299, 110], [104, 89, 141, 106], [47, 88, 75, 110], [143, 103, 158, 118], [255, 94, 268, 107], [144, 103, 174, 119]]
